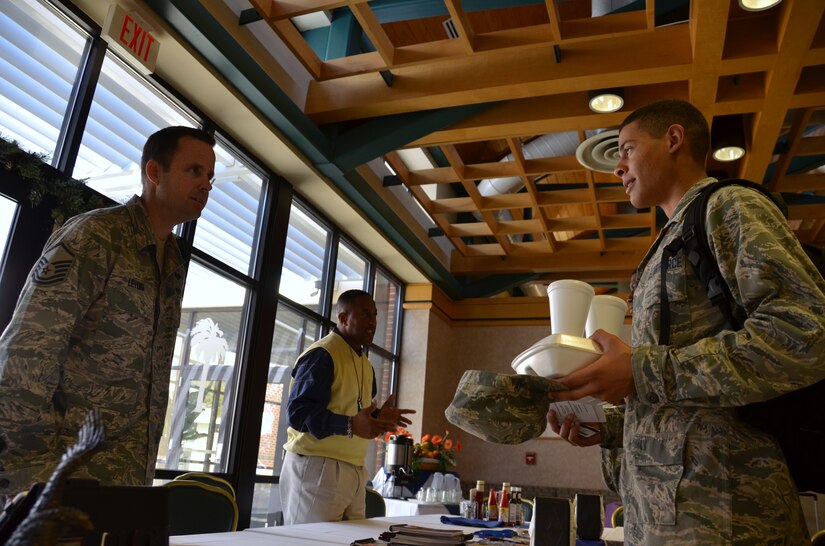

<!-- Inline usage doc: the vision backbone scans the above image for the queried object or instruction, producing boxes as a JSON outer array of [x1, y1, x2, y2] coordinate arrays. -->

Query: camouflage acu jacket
[[601, 178, 825, 545], [0, 196, 185, 495]]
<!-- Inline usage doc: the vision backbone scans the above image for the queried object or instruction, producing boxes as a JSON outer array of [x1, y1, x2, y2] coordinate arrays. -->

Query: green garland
[[0, 135, 106, 225]]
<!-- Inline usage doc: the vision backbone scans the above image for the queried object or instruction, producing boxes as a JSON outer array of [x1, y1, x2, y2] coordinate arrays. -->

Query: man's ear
[[144, 159, 162, 188], [665, 124, 686, 153], [337, 310, 348, 328]]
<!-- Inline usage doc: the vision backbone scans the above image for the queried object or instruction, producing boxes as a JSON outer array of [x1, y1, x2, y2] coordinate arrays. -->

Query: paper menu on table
[[549, 396, 607, 423]]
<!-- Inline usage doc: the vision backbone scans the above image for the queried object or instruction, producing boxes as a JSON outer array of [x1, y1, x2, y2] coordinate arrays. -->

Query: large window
[[157, 261, 248, 472], [256, 303, 321, 477], [193, 142, 265, 276], [334, 240, 368, 304], [0, 0, 88, 157], [279, 203, 329, 312], [373, 269, 400, 352], [72, 52, 196, 201], [0, 195, 17, 268]]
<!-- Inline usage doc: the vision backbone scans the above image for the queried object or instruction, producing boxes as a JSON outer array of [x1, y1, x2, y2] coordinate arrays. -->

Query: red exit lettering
[[118, 14, 155, 63]]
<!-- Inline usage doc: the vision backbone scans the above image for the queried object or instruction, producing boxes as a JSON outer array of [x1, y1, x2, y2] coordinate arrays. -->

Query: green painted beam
[[331, 103, 490, 171], [326, 10, 360, 60]]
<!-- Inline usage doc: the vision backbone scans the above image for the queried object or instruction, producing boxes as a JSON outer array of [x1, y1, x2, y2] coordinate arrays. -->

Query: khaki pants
[[280, 450, 367, 525]]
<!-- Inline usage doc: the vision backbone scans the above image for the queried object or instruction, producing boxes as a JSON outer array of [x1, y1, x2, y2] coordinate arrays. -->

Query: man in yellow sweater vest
[[280, 290, 415, 524]]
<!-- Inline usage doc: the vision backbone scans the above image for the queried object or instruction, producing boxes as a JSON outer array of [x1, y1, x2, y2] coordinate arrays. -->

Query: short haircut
[[620, 99, 710, 164], [336, 289, 373, 315], [140, 126, 215, 180]]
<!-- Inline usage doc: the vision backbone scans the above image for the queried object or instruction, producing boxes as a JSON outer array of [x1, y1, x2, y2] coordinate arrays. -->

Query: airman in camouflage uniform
[[549, 100, 825, 544], [0, 127, 215, 497]]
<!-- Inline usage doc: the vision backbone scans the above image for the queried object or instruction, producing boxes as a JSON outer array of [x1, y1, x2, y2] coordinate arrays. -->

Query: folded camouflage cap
[[445, 370, 568, 445]]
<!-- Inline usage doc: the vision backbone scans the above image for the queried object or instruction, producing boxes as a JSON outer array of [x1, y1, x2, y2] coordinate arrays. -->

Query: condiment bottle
[[498, 482, 510, 525], [486, 487, 498, 521], [510, 486, 522, 526], [469, 480, 486, 519]]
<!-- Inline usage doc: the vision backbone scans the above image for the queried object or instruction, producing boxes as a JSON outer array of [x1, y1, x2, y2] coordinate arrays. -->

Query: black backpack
[[656, 179, 825, 494]]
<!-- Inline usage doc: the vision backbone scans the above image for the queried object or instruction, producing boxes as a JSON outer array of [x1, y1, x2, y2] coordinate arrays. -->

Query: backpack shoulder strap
[[657, 179, 785, 345]]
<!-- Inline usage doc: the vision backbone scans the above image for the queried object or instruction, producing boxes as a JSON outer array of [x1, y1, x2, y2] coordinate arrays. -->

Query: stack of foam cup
[[510, 280, 628, 378], [585, 294, 628, 338], [547, 279, 595, 336]]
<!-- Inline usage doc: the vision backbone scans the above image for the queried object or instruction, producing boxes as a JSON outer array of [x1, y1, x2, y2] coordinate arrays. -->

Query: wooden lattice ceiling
[[245, 0, 825, 288]]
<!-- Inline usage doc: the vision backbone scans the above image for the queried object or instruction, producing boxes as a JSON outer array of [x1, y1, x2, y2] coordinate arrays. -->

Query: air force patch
[[31, 242, 75, 285]]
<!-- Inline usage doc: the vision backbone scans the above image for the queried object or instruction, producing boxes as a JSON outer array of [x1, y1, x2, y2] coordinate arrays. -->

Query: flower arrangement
[[384, 429, 462, 473]]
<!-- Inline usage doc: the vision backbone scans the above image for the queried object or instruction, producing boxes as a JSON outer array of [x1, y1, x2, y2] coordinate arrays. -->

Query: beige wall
[[399, 308, 608, 494]]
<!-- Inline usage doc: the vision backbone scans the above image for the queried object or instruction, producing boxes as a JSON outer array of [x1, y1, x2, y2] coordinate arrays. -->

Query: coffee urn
[[384, 435, 414, 498]]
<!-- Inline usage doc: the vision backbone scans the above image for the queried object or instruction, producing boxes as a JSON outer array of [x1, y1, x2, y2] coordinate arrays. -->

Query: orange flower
[[456, 440, 462, 453], [443, 439, 453, 450], [421, 434, 430, 443], [431, 434, 443, 445]]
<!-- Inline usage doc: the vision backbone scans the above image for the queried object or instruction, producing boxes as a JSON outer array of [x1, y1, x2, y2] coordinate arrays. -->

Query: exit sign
[[101, 4, 159, 74]]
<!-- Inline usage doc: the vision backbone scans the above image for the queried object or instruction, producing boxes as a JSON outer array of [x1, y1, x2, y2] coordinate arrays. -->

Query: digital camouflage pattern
[[601, 179, 825, 545], [0, 196, 185, 496], [445, 370, 567, 444]]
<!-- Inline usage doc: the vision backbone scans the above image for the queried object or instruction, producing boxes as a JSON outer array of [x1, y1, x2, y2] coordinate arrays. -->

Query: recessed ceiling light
[[588, 90, 624, 113], [711, 115, 747, 162], [739, 0, 782, 11], [712, 146, 746, 162]]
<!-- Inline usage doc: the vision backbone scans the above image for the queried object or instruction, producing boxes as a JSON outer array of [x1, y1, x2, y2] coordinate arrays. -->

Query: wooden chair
[[163, 480, 238, 535], [365, 487, 386, 518]]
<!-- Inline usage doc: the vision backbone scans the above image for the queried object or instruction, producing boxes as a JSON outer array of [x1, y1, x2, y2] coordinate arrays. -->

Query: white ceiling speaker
[[575, 129, 620, 173]]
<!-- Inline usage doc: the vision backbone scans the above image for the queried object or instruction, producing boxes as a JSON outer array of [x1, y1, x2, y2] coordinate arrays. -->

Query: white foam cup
[[585, 295, 628, 338], [546, 279, 595, 336]]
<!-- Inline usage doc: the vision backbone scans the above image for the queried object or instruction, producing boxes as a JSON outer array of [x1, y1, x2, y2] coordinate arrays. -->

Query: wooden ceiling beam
[[544, 0, 561, 42], [444, 0, 475, 54], [769, 108, 813, 190], [795, 135, 825, 156], [407, 167, 456, 185], [266, 1, 346, 19], [687, 0, 728, 118], [442, 144, 513, 254], [507, 137, 557, 251], [451, 248, 647, 274], [408, 82, 687, 147], [788, 204, 825, 221], [584, 168, 606, 251], [559, 10, 647, 42], [348, 1, 394, 67], [777, 174, 825, 192], [248, 9, 324, 78], [307, 10, 661, 82], [305, 24, 692, 123], [384, 152, 470, 254], [743, 2, 825, 183]]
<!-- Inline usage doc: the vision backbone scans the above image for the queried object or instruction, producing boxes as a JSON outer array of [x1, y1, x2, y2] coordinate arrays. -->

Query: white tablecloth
[[170, 514, 472, 546], [382, 497, 452, 517], [169, 513, 624, 546]]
